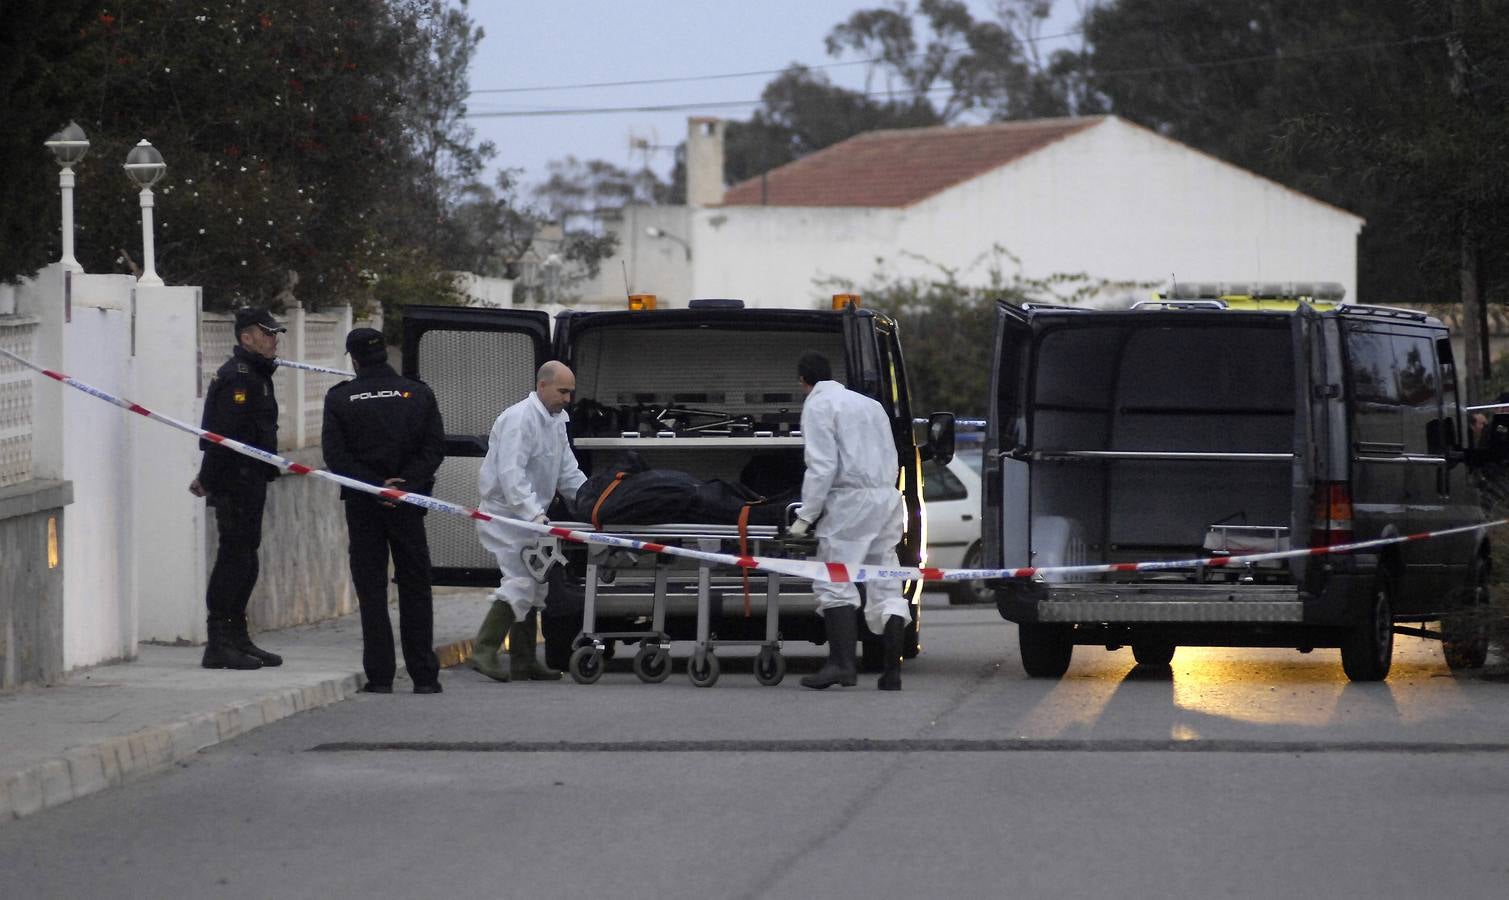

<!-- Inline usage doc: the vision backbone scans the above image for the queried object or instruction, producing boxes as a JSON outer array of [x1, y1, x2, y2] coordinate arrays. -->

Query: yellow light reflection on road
[[1008, 636, 1476, 739], [1168, 637, 1470, 728]]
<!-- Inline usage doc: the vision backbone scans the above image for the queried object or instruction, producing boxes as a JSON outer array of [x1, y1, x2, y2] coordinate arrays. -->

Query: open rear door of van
[[401, 305, 552, 585], [985, 302, 1033, 570], [1291, 304, 1325, 582]]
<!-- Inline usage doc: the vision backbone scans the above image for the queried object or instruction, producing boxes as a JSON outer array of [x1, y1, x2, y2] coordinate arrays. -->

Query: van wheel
[[948, 543, 994, 605], [1131, 641, 1176, 667], [1341, 576, 1394, 682], [1443, 557, 1491, 671], [1018, 623, 1073, 678]]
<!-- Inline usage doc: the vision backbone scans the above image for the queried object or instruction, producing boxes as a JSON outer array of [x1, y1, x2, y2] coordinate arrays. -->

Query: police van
[[403, 295, 953, 672], [984, 283, 1495, 682]]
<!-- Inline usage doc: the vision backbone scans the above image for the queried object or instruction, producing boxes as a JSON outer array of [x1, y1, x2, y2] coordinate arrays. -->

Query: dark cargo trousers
[[205, 479, 268, 620], [343, 495, 440, 687]]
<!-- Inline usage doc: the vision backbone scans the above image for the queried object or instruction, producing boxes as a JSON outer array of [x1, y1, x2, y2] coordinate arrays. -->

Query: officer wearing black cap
[[322, 327, 446, 694], [188, 307, 286, 670]]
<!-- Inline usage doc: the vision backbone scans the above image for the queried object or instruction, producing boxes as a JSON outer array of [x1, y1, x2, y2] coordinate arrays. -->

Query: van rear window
[[1036, 324, 1293, 412]]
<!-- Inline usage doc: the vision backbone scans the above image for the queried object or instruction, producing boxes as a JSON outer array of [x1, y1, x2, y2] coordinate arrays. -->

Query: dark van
[[983, 283, 1494, 682], [403, 296, 953, 674]]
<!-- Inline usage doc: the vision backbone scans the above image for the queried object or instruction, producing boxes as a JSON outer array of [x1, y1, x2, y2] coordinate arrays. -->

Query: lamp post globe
[[44, 121, 90, 272], [124, 139, 167, 286]]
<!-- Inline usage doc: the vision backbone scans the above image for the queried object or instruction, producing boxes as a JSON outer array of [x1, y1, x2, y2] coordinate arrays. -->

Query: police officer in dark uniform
[[188, 307, 285, 670], [322, 328, 446, 694]]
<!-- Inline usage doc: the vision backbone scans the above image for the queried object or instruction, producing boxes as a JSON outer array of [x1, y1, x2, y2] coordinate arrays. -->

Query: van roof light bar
[[1165, 281, 1347, 302], [1131, 299, 1228, 311], [1337, 304, 1430, 322]]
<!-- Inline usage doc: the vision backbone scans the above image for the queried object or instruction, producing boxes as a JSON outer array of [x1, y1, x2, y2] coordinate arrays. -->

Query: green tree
[[0, 0, 95, 281], [724, 65, 941, 186], [4, 0, 506, 323], [827, 250, 1139, 416], [826, 0, 1075, 121], [1075, 0, 1509, 394], [532, 156, 672, 231]]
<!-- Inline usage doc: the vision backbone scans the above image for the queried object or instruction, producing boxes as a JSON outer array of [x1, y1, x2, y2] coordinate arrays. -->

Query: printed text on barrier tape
[[5, 344, 1505, 585], [275, 358, 355, 378]]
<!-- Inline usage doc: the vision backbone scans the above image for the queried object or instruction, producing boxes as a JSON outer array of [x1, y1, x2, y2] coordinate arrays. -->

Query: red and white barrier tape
[[274, 358, 355, 378], [5, 344, 1505, 585]]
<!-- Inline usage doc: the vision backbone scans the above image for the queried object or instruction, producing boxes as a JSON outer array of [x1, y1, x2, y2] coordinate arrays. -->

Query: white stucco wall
[[690, 206, 906, 309], [57, 273, 137, 667], [132, 285, 208, 644], [578, 205, 695, 307], [901, 116, 1362, 304], [681, 116, 1360, 310]]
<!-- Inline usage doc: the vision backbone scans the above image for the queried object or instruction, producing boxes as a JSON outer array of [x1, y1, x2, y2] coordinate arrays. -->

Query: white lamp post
[[644, 225, 691, 261], [43, 121, 90, 272], [123, 139, 167, 287]]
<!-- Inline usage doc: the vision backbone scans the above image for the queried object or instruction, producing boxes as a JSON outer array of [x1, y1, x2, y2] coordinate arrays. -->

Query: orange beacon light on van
[[628, 294, 657, 311], [832, 293, 861, 310]]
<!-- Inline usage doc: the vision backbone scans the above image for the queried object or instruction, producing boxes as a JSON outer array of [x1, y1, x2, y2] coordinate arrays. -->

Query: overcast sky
[[463, 1, 1081, 193]]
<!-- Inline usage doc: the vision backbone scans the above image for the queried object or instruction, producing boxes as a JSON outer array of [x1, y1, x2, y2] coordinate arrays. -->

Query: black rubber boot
[[468, 600, 515, 682], [231, 616, 282, 667], [201, 618, 262, 670], [878, 615, 904, 691], [510, 609, 563, 681], [801, 607, 858, 690]]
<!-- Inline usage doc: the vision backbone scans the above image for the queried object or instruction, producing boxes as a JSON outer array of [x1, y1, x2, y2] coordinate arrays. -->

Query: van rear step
[[1038, 583, 1301, 623]]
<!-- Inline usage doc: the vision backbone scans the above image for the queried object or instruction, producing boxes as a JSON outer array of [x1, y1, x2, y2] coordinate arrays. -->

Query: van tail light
[[1310, 481, 1355, 548]]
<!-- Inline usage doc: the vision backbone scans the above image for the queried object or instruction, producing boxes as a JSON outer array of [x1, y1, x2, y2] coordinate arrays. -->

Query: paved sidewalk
[[0, 587, 490, 823]]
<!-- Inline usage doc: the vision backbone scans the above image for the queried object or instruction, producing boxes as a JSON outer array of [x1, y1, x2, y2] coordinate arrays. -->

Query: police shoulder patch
[[235, 363, 251, 374]]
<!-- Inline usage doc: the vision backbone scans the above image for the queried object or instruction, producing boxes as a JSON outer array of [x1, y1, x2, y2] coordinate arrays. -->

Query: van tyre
[[1132, 641, 1176, 667], [1341, 576, 1394, 682], [948, 543, 994, 605], [1443, 556, 1491, 671], [1018, 623, 1073, 678]]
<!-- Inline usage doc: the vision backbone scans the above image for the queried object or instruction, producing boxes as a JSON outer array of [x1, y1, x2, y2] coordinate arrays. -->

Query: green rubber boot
[[467, 600, 514, 682], [510, 609, 563, 681]]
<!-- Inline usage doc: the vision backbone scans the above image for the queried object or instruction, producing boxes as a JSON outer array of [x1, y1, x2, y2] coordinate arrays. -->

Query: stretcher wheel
[[754, 648, 785, 686], [632, 647, 672, 684], [687, 652, 720, 688], [568, 646, 605, 685]]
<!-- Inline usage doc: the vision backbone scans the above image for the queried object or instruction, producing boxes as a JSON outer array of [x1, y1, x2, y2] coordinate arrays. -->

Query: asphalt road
[[5, 605, 1509, 899]]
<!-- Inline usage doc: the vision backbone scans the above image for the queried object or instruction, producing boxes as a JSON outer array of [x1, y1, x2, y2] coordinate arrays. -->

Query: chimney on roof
[[686, 116, 725, 207]]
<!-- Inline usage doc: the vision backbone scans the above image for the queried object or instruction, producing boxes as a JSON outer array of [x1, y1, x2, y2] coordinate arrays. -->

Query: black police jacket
[[197, 345, 280, 493], [321, 362, 445, 501]]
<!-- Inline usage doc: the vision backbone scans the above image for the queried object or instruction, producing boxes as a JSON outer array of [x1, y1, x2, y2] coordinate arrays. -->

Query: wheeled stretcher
[[550, 518, 815, 687]]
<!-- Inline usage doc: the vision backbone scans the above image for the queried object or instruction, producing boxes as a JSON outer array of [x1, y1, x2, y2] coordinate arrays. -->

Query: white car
[[922, 451, 991, 604]]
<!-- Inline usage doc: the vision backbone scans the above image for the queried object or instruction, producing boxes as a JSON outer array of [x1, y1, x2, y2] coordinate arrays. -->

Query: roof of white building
[[720, 115, 1361, 222], [721, 116, 1100, 208]]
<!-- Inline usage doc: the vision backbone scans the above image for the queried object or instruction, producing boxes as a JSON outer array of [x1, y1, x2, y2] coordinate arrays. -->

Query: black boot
[[801, 607, 858, 690], [231, 615, 283, 667], [202, 617, 262, 670], [878, 615, 904, 691]]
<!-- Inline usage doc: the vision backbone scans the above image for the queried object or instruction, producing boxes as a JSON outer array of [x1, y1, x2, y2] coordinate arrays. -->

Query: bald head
[[535, 361, 576, 415]]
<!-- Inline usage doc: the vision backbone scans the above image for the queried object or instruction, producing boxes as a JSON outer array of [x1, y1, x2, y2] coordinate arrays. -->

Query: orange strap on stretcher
[[591, 472, 628, 531], [738, 501, 757, 617]]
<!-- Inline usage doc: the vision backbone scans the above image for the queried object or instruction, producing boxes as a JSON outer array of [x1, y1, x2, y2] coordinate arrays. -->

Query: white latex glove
[[789, 517, 812, 538], [532, 512, 549, 525]]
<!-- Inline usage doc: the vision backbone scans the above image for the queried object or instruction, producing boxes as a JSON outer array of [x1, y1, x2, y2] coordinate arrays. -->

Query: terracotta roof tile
[[721, 116, 1104, 208]]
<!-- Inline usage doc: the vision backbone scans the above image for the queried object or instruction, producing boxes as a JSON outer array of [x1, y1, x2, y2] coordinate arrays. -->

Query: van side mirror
[[926, 412, 956, 464]]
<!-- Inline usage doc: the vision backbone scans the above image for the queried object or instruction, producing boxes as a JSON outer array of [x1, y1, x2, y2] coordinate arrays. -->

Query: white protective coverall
[[476, 393, 588, 619], [796, 379, 909, 635]]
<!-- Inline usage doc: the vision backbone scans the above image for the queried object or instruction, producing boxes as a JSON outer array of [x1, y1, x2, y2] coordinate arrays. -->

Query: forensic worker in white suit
[[789, 351, 909, 691], [468, 360, 588, 682]]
